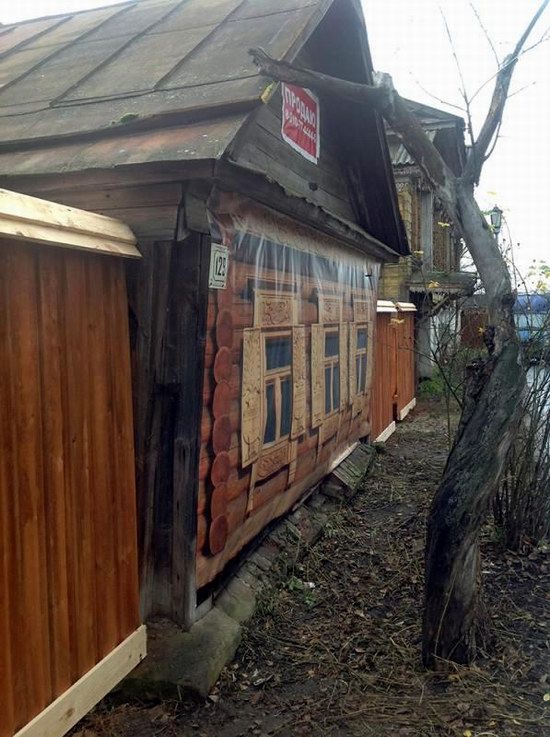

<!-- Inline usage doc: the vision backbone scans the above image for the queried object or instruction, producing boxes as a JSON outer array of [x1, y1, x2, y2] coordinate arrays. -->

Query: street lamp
[[490, 204, 503, 237]]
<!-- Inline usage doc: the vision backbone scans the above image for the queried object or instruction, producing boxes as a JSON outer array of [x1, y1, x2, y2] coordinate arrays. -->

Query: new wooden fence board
[[0, 198, 142, 737], [370, 312, 397, 440], [0, 246, 16, 737], [9, 247, 53, 723], [37, 250, 72, 698], [13, 626, 146, 737], [0, 249, 15, 733], [396, 314, 415, 416], [87, 255, 120, 657], [63, 254, 98, 678], [107, 261, 140, 639]]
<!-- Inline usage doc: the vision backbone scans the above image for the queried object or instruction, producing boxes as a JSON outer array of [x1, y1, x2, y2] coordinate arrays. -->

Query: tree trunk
[[421, 183, 526, 666], [422, 337, 524, 665], [249, 0, 546, 664]]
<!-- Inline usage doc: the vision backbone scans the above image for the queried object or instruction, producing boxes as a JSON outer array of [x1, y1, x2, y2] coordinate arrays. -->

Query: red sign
[[281, 83, 320, 164]]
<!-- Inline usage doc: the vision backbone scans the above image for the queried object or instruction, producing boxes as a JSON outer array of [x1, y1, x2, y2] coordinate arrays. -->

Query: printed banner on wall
[[196, 191, 380, 589], [281, 83, 320, 164]]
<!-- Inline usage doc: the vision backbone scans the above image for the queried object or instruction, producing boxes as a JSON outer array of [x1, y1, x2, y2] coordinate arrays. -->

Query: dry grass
[[76, 402, 550, 737]]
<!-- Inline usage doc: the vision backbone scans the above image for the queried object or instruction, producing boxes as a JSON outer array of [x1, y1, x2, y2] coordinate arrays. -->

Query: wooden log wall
[[370, 313, 397, 439], [0, 240, 139, 737], [196, 235, 376, 589]]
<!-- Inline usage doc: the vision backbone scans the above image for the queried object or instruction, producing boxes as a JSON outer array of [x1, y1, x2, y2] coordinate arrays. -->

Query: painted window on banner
[[263, 333, 293, 446], [281, 82, 320, 164]]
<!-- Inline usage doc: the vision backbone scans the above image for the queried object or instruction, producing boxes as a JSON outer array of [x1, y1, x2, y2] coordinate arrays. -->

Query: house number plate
[[209, 243, 229, 289]]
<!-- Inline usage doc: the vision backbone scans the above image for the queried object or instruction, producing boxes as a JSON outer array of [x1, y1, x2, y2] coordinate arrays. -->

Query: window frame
[[262, 329, 293, 449]]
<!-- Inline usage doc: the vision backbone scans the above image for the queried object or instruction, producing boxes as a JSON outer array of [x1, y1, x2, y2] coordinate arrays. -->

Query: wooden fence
[[0, 190, 146, 737], [395, 304, 416, 420], [461, 308, 488, 349], [370, 301, 416, 441], [370, 304, 397, 440]]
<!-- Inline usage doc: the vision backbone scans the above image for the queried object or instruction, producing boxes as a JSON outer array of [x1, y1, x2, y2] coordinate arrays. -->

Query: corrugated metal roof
[[390, 130, 436, 167], [0, 0, 326, 169], [387, 99, 466, 174]]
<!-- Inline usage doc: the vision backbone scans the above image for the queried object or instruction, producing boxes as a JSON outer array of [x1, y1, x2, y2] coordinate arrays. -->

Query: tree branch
[[464, 0, 550, 184], [250, 48, 454, 196], [248, 48, 387, 106], [469, 2, 500, 67]]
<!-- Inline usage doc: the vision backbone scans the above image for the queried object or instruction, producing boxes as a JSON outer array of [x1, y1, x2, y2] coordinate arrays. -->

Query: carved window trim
[[317, 292, 342, 325], [311, 293, 344, 446], [353, 298, 369, 324], [253, 289, 298, 328], [349, 296, 373, 416], [244, 287, 305, 505]]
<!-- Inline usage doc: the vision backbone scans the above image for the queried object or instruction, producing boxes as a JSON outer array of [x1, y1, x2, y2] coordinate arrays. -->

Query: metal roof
[[0, 0, 326, 170], [387, 99, 466, 174], [389, 130, 436, 167]]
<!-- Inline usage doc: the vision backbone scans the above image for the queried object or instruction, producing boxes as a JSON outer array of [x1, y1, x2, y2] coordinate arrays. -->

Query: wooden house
[[0, 0, 407, 632], [381, 100, 476, 379]]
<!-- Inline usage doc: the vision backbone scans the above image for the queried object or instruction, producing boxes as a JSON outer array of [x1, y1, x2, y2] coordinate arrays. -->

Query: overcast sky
[[2, 0, 549, 276]]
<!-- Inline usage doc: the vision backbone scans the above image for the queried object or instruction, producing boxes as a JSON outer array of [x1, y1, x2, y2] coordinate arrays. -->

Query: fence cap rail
[[376, 300, 398, 313], [0, 188, 140, 258], [395, 301, 417, 312]]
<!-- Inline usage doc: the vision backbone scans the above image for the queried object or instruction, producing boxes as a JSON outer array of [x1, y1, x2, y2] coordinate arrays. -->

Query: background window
[[324, 330, 340, 415], [263, 334, 292, 445]]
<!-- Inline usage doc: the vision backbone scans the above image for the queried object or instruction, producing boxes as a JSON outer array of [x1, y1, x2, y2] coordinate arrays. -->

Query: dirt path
[[79, 402, 550, 737]]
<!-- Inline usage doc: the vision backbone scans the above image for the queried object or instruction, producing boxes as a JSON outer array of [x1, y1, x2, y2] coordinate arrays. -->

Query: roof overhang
[[377, 300, 398, 313], [0, 115, 248, 179], [409, 270, 477, 296]]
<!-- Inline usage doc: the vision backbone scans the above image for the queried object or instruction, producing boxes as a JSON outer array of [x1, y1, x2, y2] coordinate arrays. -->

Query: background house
[[380, 100, 476, 379]]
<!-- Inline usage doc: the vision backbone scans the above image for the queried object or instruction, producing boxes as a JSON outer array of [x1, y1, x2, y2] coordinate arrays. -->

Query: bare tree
[[250, 0, 549, 667]]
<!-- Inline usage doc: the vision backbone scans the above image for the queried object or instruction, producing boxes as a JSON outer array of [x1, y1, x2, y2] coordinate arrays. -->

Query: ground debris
[[77, 402, 549, 737]]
